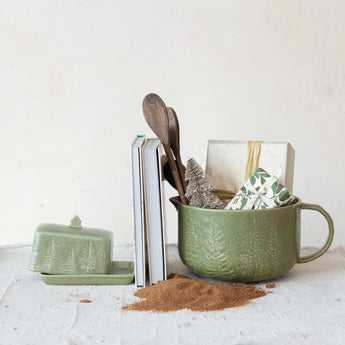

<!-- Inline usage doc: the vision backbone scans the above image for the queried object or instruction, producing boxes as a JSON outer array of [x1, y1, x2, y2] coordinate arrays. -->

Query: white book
[[142, 139, 167, 285], [131, 135, 146, 287]]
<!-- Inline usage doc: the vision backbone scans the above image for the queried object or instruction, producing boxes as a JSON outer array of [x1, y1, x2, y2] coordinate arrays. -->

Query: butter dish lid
[[28, 215, 113, 275]]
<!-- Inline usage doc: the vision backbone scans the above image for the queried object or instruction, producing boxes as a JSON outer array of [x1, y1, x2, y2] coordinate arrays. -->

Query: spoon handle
[[175, 153, 187, 193], [166, 107, 187, 193], [163, 143, 187, 204]]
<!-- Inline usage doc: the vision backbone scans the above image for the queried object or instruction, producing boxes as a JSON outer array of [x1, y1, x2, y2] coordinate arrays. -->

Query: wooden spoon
[[142, 94, 187, 204], [166, 107, 187, 193]]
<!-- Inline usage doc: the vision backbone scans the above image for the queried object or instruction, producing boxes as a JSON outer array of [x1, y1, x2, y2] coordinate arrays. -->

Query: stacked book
[[131, 135, 167, 287]]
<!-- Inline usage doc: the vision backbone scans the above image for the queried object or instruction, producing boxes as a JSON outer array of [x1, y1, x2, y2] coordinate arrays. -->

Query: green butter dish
[[28, 216, 113, 275], [40, 261, 135, 285]]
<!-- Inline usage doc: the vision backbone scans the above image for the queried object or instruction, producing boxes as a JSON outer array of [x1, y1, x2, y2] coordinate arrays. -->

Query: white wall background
[[0, 1, 344, 249]]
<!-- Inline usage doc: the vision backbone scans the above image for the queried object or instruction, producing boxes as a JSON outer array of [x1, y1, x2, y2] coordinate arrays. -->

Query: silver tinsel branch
[[185, 158, 222, 209]]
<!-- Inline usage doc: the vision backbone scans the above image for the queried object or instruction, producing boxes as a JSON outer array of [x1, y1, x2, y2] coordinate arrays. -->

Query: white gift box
[[205, 140, 295, 193]]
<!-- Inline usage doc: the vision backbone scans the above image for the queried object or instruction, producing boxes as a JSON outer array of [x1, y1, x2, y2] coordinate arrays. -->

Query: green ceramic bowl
[[170, 197, 334, 282]]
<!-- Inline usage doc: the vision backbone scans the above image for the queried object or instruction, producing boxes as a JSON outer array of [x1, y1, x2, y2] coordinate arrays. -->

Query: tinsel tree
[[185, 158, 222, 209]]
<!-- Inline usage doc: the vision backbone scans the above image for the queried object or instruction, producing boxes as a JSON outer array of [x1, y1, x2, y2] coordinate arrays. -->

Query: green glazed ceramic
[[40, 261, 134, 285], [28, 216, 113, 275], [170, 197, 334, 282]]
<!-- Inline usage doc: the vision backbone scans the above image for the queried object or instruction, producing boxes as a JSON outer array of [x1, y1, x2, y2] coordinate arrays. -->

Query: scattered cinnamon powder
[[266, 283, 276, 289], [79, 299, 92, 303], [123, 274, 268, 312]]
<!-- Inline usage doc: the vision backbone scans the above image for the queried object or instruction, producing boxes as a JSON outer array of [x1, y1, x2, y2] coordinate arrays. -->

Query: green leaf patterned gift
[[225, 168, 298, 210]]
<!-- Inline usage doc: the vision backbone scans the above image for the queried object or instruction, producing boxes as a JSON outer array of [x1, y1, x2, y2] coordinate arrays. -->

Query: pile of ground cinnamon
[[266, 283, 276, 289], [123, 274, 268, 312]]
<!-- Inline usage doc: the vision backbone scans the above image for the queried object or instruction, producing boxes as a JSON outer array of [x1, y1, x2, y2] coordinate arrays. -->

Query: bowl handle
[[297, 203, 334, 263]]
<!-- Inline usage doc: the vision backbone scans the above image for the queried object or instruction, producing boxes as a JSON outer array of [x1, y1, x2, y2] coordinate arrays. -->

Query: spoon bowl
[[142, 94, 187, 204]]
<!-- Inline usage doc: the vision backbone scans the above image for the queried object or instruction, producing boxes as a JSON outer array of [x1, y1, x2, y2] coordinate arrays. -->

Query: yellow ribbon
[[245, 141, 262, 181]]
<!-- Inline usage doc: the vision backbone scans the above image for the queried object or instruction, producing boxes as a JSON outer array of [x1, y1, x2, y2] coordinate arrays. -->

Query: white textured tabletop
[[0, 244, 344, 345]]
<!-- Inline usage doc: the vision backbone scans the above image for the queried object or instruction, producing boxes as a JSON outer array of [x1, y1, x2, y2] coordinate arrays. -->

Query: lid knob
[[70, 215, 82, 229]]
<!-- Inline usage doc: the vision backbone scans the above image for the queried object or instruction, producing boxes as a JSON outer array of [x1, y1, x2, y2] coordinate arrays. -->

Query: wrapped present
[[206, 140, 295, 193], [225, 168, 298, 210]]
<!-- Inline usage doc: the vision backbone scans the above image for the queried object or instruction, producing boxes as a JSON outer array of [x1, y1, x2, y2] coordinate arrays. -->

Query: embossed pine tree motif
[[252, 227, 283, 278], [266, 228, 282, 275], [29, 246, 41, 271], [238, 228, 263, 278], [79, 241, 96, 273], [44, 237, 57, 272], [201, 215, 234, 279], [182, 211, 204, 273], [63, 249, 76, 274]]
